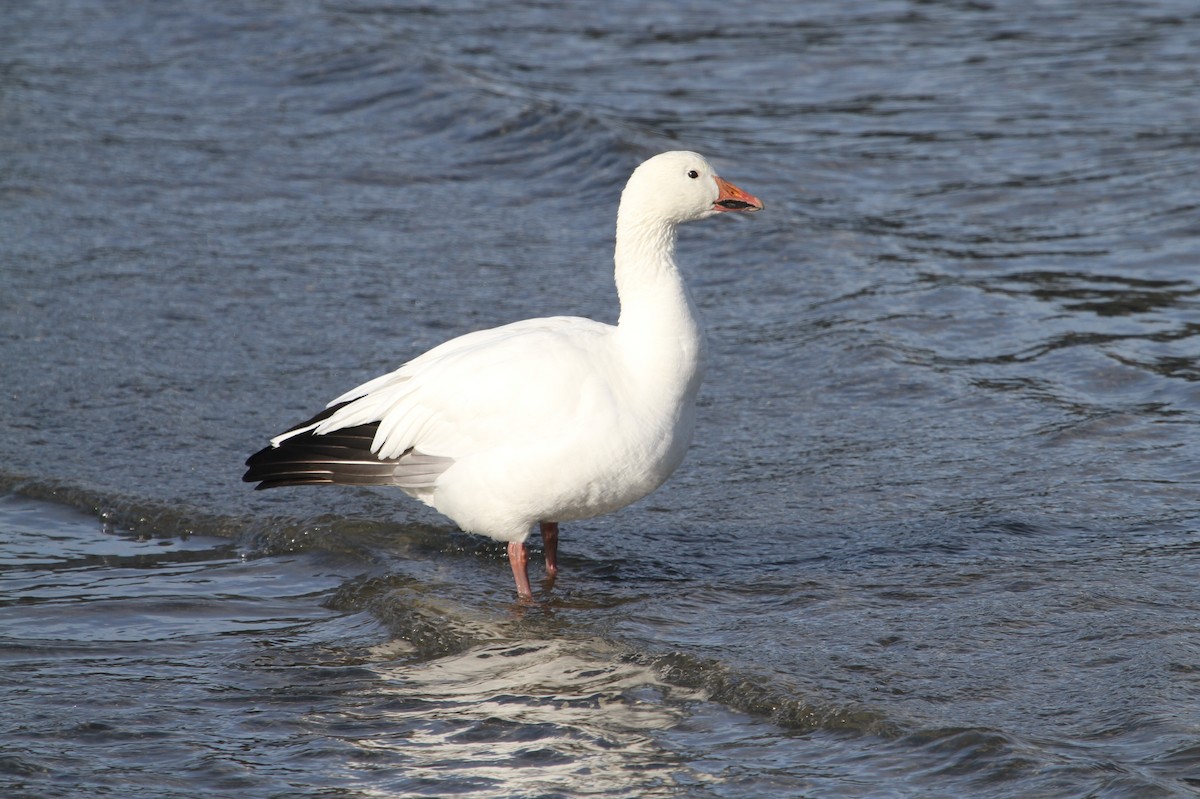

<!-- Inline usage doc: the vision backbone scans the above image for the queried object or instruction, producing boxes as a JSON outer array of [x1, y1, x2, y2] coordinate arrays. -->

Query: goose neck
[[612, 214, 705, 387], [613, 215, 682, 312]]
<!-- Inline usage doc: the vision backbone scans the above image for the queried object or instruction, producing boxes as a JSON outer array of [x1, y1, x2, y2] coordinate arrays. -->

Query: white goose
[[244, 151, 763, 598]]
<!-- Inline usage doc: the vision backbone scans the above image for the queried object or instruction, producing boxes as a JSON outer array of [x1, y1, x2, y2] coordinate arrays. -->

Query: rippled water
[[3, 1, 1199, 797]]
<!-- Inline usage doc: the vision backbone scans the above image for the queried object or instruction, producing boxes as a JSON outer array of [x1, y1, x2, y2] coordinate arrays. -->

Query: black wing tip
[[277, 399, 357, 437], [243, 421, 394, 490], [243, 443, 282, 486], [251, 477, 335, 490]]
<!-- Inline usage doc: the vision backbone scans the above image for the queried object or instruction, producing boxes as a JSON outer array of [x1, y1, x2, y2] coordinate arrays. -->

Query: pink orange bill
[[713, 176, 764, 212]]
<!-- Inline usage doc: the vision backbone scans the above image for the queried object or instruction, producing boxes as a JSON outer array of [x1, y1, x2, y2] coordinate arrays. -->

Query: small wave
[[0, 472, 245, 541], [644, 650, 899, 737]]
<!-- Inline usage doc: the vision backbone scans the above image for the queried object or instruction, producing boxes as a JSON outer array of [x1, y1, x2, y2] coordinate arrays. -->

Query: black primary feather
[[243, 422, 398, 490], [244, 400, 454, 491]]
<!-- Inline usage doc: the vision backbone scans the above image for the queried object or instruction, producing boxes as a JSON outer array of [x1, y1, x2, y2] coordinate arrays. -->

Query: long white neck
[[613, 210, 707, 398]]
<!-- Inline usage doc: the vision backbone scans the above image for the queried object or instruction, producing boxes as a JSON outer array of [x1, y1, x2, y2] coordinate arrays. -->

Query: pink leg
[[507, 540, 533, 599], [540, 521, 559, 578]]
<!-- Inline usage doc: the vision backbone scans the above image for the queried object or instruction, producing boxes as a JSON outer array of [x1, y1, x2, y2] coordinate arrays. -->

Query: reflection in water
[[349, 639, 705, 798]]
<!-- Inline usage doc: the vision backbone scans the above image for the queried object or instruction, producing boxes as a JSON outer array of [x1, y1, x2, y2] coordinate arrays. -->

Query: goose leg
[[507, 540, 533, 598], [540, 521, 559, 577]]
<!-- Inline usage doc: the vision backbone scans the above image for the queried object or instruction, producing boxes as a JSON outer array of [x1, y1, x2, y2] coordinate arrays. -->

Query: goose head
[[619, 151, 764, 227]]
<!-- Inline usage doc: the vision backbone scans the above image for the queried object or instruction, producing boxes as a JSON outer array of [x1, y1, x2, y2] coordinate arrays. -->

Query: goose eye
[[687, 170, 699, 179]]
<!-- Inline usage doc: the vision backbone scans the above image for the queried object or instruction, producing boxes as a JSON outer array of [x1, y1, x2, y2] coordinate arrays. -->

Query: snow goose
[[244, 151, 763, 598]]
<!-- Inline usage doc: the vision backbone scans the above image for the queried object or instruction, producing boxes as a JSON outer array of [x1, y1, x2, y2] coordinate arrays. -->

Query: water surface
[[2, 1, 1199, 796]]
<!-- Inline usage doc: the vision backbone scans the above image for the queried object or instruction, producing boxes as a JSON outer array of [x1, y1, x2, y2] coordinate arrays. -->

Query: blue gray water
[[3, 1, 1199, 796]]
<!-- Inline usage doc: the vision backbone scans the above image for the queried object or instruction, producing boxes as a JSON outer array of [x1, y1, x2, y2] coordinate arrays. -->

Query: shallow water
[[3, 1, 1199, 796]]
